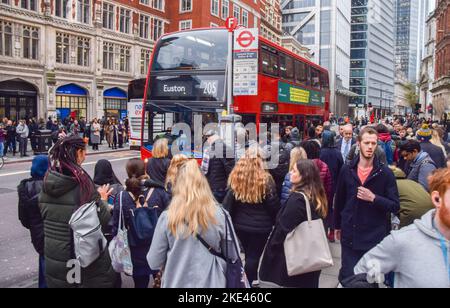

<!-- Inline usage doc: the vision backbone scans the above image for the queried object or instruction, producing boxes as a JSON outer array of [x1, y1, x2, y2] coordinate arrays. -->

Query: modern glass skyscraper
[[282, 0, 353, 115], [350, 0, 395, 116], [395, 0, 420, 82]]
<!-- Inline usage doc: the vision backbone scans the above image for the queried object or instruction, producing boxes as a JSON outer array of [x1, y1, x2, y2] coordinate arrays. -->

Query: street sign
[[225, 17, 238, 32], [233, 28, 258, 96]]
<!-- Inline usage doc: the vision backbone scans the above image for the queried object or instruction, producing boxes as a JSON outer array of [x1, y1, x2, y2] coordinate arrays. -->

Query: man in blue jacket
[[334, 126, 400, 283]]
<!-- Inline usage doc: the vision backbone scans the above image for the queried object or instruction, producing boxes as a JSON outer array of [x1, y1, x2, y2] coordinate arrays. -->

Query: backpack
[[379, 140, 394, 165], [128, 189, 158, 247], [68, 201, 107, 268], [17, 179, 42, 230]]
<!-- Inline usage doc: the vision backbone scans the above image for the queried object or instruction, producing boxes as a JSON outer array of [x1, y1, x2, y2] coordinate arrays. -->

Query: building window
[[179, 20, 192, 31], [152, 19, 163, 41], [1, 0, 11, 4], [140, 49, 151, 75], [140, 15, 150, 39], [103, 42, 130, 72], [242, 10, 248, 27], [77, 0, 90, 24], [180, 0, 192, 12], [233, 5, 240, 22], [103, 2, 114, 30], [77, 37, 89, 66], [119, 46, 131, 72], [55, 0, 69, 18], [211, 0, 219, 16], [119, 8, 131, 34], [140, 0, 149, 5], [20, 0, 37, 11], [22, 26, 39, 60], [103, 42, 114, 70], [56, 33, 70, 64], [0, 21, 13, 57], [222, 0, 229, 19], [153, 0, 164, 10]]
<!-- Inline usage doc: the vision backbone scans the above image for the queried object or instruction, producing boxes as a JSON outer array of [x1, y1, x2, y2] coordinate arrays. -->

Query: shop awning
[[104, 87, 127, 98]]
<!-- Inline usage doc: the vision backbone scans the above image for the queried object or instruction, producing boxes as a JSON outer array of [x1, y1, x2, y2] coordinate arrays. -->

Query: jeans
[[39, 255, 47, 288], [133, 275, 150, 289], [235, 229, 271, 286], [19, 137, 28, 156], [0, 142, 4, 158]]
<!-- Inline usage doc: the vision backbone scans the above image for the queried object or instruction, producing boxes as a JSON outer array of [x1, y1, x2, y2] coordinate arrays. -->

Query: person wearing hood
[[18, 155, 49, 288], [376, 124, 396, 165], [400, 140, 437, 192], [112, 158, 169, 288], [354, 168, 450, 288], [390, 166, 434, 228], [39, 136, 116, 288], [94, 159, 124, 208], [416, 124, 446, 168], [284, 127, 302, 154]]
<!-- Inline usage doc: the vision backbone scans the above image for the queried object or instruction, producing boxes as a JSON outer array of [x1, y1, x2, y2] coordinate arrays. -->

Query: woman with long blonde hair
[[259, 159, 328, 288], [147, 160, 239, 288], [223, 148, 280, 286], [430, 129, 447, 157], [165, 154, 189, 193]]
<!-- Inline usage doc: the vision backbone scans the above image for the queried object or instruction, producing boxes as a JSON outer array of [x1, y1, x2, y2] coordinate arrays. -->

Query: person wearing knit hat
[[17, 154, 49, 288], [416, 124, 447, 168], [416, 124, 432, 142], [31, 155, 49, 179]]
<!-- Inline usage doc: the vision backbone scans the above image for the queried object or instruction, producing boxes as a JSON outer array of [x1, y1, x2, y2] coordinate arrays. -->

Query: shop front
[[56, 84, 88, 120], [0, 79, 38, 122], [104, 88, 127, 120]]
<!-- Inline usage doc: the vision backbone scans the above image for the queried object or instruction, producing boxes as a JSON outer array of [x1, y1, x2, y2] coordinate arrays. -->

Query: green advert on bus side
[[278, 81, 324, 106]]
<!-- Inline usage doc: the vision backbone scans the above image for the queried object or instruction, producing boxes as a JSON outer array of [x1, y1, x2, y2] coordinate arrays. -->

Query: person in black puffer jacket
[[223, 148, 280, 286], [146, 138, 171, 186], [18, 155, 49, 288]]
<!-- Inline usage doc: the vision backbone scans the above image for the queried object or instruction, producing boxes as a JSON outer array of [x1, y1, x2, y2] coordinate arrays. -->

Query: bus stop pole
[[228, 31, 234, 115]]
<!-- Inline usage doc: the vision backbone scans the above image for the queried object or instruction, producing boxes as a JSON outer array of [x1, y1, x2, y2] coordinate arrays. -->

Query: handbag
[[108, 192, 133, 276], [284, 192, 333, 276], [197, 208, 250, 288]]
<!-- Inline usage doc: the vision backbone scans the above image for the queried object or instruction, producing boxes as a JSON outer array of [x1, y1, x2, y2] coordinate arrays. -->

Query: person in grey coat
[[16, 119, 29, 157], [400, 140, 437, 192], [354, 168, 450, 288], [147, 160, 239, 288]]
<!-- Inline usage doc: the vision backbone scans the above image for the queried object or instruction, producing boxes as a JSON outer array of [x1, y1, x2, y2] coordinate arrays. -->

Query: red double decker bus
[[141, 28, 330, 159]]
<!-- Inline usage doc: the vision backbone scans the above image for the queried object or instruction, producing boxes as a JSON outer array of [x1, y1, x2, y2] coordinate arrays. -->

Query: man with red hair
[[354, 168, 450, 288]]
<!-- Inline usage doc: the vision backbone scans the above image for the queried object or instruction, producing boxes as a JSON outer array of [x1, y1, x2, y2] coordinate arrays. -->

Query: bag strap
[[221, 207, 240, 261], [128, 188, 154, 209], [196, 234, 225, 260], [118, 191, 124, 231], [298, 192, 313, 223]]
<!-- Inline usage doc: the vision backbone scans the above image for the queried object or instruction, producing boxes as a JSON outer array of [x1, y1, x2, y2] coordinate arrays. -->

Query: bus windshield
[[152, 29, 228, 72]]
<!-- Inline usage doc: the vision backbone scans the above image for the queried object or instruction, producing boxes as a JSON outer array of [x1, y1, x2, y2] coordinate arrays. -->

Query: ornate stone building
[[432, 0, 450, 119], [0, 0, 167, 121]]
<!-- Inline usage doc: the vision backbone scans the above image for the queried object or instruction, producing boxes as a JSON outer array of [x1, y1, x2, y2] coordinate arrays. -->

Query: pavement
[[2, 142, 132, 165]]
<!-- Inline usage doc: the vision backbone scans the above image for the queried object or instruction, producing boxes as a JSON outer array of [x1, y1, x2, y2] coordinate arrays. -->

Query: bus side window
[[261, 49, 279, 77], [280, 54, 294, 81], [295, 61, 310, 86], [311, 68, 321, 89]]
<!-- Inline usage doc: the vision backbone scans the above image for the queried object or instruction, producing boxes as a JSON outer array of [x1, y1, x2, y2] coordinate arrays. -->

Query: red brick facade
[[165, 0, 259, 33]]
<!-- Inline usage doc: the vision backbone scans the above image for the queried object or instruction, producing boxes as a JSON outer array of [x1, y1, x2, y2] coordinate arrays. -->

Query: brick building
[[432, 0, 450, 119]]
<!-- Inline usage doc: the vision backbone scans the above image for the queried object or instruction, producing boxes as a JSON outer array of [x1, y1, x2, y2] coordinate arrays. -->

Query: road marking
[[0, 156, 139, 177]]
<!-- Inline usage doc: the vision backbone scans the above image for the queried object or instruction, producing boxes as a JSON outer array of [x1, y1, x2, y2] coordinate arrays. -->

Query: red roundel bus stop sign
[[236, 30, 256, 48]]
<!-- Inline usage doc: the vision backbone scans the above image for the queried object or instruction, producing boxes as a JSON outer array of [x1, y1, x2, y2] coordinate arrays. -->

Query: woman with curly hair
[[223, 147, 280, 286]]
